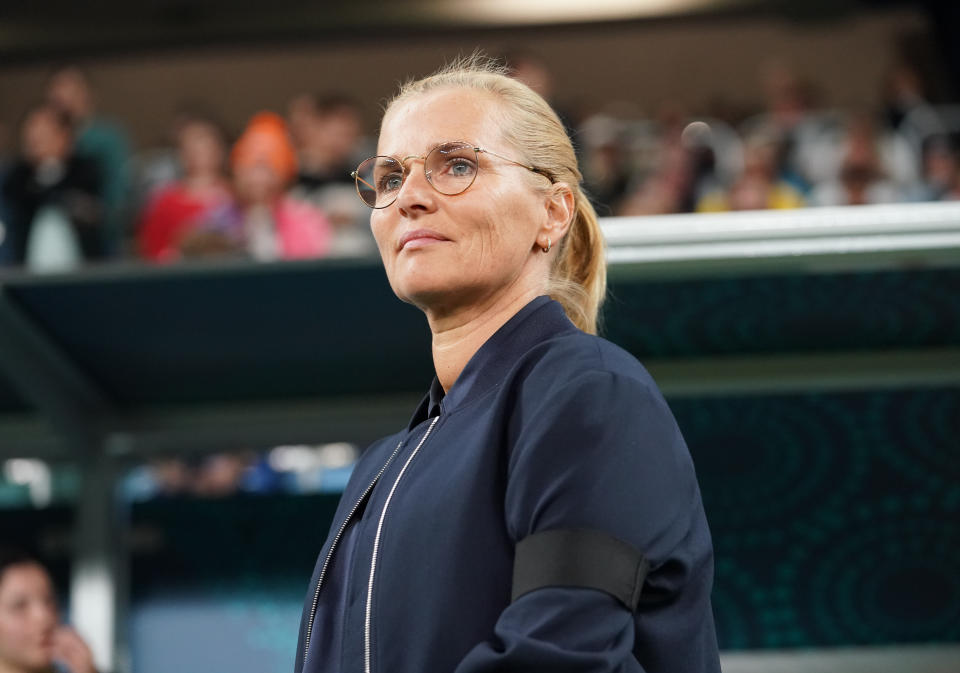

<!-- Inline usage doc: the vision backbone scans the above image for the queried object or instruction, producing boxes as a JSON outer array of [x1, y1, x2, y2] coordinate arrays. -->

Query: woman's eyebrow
[[382, 140, 474, 158]]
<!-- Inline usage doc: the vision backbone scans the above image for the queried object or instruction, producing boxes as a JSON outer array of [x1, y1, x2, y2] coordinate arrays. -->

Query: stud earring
[[541, 237, 551, 253]]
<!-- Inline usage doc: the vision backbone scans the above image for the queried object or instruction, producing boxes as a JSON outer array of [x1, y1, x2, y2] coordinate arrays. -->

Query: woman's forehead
[[0, 564, 51, 598], [378, 88, 503, 156]]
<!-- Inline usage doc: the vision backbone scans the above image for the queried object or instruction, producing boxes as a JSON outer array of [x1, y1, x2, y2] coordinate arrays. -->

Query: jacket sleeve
[[453, 369, 719, 673]]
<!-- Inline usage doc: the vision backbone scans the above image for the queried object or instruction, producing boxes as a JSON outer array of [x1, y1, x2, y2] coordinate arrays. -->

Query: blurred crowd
[[121, 442, 359, 501], [0, 67, 375, 271], [582, 61, 960, 217], [1, 443, 359, 509], [1, 57, 959, 272]]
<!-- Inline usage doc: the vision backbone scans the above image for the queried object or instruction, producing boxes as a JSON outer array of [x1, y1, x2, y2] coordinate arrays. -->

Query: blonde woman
[[296, 58, 719, 673]]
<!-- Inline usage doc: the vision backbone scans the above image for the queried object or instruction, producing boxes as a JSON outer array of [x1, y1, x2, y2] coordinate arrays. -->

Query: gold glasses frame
[[351, 140, 554, 209]]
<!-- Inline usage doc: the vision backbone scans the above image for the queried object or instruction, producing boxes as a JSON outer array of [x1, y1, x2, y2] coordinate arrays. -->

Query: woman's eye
[[378, 173, 403, 192], [445, 158, 476, 177], [4, 599, 27, 613]]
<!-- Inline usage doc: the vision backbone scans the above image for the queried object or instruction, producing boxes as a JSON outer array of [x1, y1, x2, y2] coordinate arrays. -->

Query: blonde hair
[[384, 55, 607, 334]]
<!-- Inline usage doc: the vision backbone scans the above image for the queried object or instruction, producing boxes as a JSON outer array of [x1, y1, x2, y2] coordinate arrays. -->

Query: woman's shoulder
[[516, 329, 661, 401]]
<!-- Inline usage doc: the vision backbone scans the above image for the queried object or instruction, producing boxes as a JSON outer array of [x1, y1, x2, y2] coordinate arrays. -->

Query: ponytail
[[548, 192, 606, 334]]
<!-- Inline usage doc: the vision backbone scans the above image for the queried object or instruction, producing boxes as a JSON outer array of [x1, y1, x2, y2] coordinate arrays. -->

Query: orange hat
[[231, 111, 298, 183]]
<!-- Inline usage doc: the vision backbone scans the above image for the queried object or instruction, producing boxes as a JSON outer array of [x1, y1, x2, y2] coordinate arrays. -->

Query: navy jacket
[[295, 296, 720, 673]]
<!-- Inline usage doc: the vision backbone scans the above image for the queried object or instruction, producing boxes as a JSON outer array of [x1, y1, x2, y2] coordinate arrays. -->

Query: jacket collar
[[407, 296, 576, 429]]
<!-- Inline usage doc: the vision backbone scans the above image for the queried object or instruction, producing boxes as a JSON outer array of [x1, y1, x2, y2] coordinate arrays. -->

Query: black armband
[[511, 528, 649, 611]]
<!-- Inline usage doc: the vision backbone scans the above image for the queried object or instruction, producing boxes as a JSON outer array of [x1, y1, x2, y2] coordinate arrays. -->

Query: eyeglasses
[[351, 140, 553, 209]]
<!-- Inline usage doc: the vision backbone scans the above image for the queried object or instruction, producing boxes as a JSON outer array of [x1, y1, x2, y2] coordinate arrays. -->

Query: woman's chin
[[391, 270, 457, 307], [395, 284, 450, 311], [395, 282, 481, 317]]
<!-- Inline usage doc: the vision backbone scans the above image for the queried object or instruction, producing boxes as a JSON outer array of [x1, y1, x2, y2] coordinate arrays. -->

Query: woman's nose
[[30, 600, 57, 628], [396, 161, 438, 216]]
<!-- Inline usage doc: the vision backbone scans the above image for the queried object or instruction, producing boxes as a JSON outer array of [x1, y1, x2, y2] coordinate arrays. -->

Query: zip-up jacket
[[295, 296, 720, 673]]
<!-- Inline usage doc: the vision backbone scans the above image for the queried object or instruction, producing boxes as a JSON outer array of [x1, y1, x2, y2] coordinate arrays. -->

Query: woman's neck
[[427, 286, 542, 393]]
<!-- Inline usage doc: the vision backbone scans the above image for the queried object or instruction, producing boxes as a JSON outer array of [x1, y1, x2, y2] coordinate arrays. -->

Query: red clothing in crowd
[[138, 182, 232, 262]]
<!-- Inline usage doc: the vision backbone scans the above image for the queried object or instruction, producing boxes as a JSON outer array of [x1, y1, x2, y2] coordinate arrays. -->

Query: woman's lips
[[398, 229, 450, 251]]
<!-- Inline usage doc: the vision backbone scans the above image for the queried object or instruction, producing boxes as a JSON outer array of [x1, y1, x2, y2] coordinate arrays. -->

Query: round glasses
[[351, 141, 552, 209]]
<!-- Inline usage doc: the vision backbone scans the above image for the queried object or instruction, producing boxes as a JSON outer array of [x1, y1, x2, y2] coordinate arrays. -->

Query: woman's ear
[[540, 182, 575, 246]]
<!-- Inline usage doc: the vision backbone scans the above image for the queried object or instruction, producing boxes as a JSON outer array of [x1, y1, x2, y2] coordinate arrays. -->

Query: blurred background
[[0, 0, 958, 671]]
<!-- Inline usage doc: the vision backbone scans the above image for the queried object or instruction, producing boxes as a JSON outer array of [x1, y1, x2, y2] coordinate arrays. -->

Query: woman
[[0, 549, 96, 673], [2, 104, 103, 267], [296, 59, 719, 673], [177, 112, 332, 261], [137, 113, 233, 262]]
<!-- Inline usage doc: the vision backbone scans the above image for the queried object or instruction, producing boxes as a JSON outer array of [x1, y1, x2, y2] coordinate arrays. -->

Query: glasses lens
[[426, 142, 478, 195], [355, 156, 403, 208]]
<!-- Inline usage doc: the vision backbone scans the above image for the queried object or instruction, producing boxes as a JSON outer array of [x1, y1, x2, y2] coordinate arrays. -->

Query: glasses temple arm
[[353, 172, 378, 193], [478, 147, 554, 182]]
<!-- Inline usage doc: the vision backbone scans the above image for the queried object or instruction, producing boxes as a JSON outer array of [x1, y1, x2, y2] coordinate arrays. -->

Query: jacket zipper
[[302, 438, 405, 665], [364, 415, 440, 673]]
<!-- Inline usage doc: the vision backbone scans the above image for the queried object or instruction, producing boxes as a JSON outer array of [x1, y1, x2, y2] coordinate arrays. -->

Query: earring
[[541, 237, 551, 253]]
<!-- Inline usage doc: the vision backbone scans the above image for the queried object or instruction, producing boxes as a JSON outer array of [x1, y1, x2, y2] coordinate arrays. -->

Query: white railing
[[602, 201, 960, 268]]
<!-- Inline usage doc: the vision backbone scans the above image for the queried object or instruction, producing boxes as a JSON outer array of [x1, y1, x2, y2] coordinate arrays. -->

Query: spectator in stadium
[[809, 114, 901, 206], [287, 93, 375, 257], [137, 113, 233, 262], [46, 66, 131, 257], [289, 94, 364, 194], [880, 63, 934, 132], [2, 104, 103, 269], [745, 61, 864, 194], [577, 113, 633, 214], [618, 140, 695, 215], [617, 101, 723, 216], [0, 547, 97, 673], [295, 57, 719, 673], [696, 131, 805, 211], [761, 62, 811, 134], [178, 111, 331, 260], [912, 135, 960, 201]]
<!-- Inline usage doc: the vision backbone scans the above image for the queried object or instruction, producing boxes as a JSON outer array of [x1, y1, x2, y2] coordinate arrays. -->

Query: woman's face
[[0, 564, 57, 672], [179, 122, 225, 178], [233, 161, 283, 206], [22, 110, 70, 165], [371, 88, 559, 317]]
